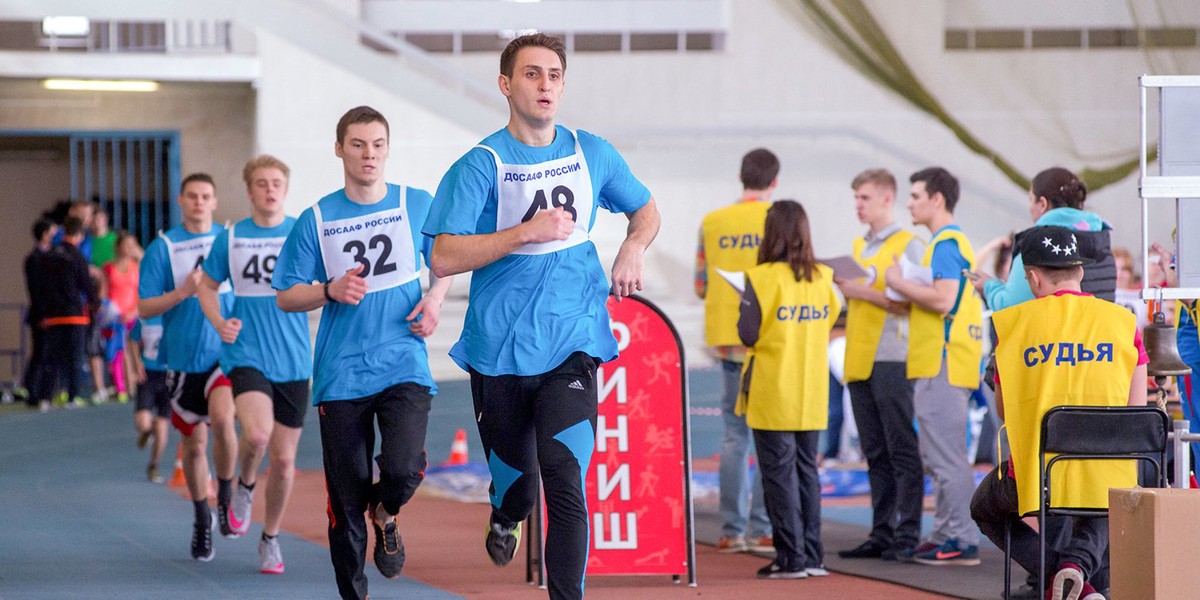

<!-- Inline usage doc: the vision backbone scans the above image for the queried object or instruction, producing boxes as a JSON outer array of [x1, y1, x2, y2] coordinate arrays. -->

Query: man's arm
[[430, 208, 575, 278], [886, 272, 960, 315], [277, 264, 369, 313], [610, 197, 661, 301], [694, 227, 707, 300], [406, 274, 454, 338], [197, 273, 240, 344], [835, 278, 909, 315], [139, 271, 198, 318]]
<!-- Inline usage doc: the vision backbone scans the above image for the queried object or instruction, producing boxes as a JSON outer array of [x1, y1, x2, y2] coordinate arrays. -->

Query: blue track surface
[[0, 402, 461, 599]]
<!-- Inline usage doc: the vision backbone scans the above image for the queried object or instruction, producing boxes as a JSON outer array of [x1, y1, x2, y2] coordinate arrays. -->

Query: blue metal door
[[69, 131, 181, 247]]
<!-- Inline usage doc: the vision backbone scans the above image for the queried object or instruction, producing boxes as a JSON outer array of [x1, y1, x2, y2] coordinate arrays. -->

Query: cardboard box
[[1109, 488, 1200, 599]]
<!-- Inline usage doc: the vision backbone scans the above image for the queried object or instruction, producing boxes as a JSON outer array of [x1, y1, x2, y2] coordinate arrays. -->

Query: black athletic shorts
[[136, 369, 171, 418], [168, 365, 231, 436], [227, 366, 310, 429]]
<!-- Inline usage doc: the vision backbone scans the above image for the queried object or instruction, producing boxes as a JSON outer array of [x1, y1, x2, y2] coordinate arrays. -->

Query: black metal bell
[[1145, 311, 1193, 378]]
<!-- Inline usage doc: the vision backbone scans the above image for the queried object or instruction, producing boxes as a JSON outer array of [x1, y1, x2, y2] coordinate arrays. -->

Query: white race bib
[[140, 321, 163, 362], [162, 232, 231, 293], [314, 187, 419, 294], [229, 231, 285, 298], [481, 130, 594, 256]]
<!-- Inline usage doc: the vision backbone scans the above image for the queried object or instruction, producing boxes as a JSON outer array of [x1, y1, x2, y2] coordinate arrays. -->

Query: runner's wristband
[[323, 280, 335, 303]]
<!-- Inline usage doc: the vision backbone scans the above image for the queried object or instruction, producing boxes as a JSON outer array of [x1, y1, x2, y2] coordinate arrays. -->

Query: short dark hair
[[181, 173, 215, 195], [910, 167, 960, 213], [500, 33, 567, 78], [62, 216, 85, 237], [1031, 166, 1086, 210], [758, 200, 817, 282], [32, 218, 55, 242], [740, 148, 780, 190], [1025, 264, 1084, 285], [336, 106, 390, 146]]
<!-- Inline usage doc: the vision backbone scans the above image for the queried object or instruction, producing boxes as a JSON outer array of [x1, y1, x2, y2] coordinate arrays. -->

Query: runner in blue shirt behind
[[130, 316, 170, 484], [137, 173, 236, 562], [198, 155, 313, 576], [423, 33, 661, 600], [273, 106, 453, 600]]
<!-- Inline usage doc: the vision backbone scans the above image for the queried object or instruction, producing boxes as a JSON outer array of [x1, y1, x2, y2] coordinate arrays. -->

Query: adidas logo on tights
[[568, 380, 585, 391]]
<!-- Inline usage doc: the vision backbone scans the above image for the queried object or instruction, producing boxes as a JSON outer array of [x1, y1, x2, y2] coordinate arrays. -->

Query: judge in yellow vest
[[884, 167, 982, 565], [971, 225, 1147, 600], [736, 200, 840, 579], [834, 168, 927, 560], [695, 148, 777, 552]]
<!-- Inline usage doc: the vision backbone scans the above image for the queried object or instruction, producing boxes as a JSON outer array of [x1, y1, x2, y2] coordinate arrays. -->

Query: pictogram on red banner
[[525, 295, 697, 586]]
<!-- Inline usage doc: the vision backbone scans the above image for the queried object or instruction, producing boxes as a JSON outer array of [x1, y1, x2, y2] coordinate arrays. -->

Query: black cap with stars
[[1018, 225, 1094, 268]]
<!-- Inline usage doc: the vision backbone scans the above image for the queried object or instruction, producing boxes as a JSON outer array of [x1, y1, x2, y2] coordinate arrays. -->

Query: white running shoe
[[230, 482, 253, 537], [259, 536, 284, 574]]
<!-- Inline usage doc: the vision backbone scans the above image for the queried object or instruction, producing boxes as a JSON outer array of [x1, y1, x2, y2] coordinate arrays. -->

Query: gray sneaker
[[259, 536, 284, 574], [230, 482, 253, 537]]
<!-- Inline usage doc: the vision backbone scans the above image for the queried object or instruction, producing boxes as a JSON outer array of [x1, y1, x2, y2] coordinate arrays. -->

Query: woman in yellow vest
[[971, 226, 1147, 600], [736, 200, 841, 579]]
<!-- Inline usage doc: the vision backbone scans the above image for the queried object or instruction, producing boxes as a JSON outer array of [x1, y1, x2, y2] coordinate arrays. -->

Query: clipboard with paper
[[885, 254, 932, 301], [818, 255, 870, 281], [715, 268, 746, 294]]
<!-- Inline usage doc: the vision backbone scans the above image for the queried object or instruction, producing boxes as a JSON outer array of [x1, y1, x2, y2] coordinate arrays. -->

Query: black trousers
[[23, 326, 45, 405], [970, 462, 1108, 589], [318, 382, 432, 600], [41, 325, 86, 401], [846, 361, 923, 549], [753, 428, 823, 570], [470, 351, 598, 600]]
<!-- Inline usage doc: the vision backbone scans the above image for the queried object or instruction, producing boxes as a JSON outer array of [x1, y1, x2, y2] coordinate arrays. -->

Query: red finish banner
[[585, 295, 694, 579]]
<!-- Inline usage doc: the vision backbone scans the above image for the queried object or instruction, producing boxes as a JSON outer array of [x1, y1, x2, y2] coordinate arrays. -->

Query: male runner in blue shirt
[[274, 106, 452, 600], [198, 154, 313, 575], [423, 33, 661, 600], [138, 173, 236, 562]]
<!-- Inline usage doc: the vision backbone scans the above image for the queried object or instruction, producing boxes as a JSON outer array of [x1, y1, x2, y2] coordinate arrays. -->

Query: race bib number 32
[[314, 195, 418, 294]]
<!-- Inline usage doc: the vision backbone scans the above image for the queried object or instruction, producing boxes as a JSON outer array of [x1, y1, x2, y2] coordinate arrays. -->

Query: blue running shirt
[[131, 316, 166, 373], [138, 225, 233, 373], [423, 126, 651, 376], [273, 184, 437, 403], [203, 217, 313, 383]]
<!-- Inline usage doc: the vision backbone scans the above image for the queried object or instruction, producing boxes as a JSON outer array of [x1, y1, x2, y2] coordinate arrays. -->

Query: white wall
[[252, 30, 486, 215], [425, 0, 1199, 363]]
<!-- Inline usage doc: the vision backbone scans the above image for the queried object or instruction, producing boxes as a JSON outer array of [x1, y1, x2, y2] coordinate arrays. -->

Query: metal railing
[[30, 19, 233, 53]]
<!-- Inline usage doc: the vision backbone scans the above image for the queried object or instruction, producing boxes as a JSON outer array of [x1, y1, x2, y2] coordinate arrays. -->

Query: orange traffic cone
[[443, 428, 469, 466], [168, 444, 187, 487]]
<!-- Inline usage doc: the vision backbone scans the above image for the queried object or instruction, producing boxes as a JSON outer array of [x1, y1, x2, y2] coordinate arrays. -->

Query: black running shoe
[[191, 518, 214, 562], [756, 561, 806, 579], [371, 506, 405, 579], [217, 499, 238, 539], [485, 521, 522, 567]]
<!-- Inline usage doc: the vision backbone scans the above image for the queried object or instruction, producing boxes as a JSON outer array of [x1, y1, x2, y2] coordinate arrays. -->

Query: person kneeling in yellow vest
[[970, 225, 1148, 600]]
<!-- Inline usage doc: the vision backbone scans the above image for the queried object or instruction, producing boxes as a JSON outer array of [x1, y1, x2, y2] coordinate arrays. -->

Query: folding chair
[[1002, 406, 1169, 600]]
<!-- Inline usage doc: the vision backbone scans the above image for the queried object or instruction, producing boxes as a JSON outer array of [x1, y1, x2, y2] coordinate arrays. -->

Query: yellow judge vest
[[907, 228, 984, 388], [993, 293, 1139, 515], [701, 201, 771, 347], [844, 230, 916, 382], [737, 262, 842, 431]]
